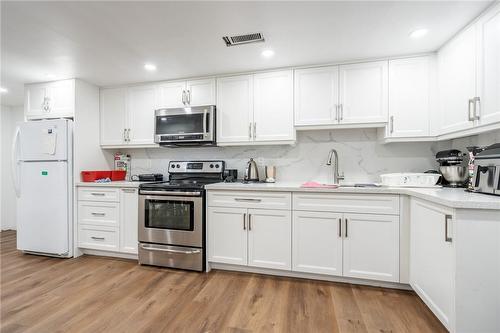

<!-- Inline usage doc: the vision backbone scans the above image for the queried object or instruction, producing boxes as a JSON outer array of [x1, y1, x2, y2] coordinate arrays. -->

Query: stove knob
[[171, 164, 175, 168], [209, 164, 214, 168], [215, 164, 220, 168], [176, 164, 181, 168]]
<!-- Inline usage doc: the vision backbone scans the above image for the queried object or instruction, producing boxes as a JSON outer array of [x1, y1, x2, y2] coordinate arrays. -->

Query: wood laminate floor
[[0, 230, 446, 333]]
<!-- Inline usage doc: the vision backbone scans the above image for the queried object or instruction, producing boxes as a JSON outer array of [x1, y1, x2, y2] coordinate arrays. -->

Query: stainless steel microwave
[[154, 105, 216, 146]]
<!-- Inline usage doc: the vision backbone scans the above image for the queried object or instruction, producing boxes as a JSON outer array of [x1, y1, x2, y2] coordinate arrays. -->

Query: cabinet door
[[292, 211, 343, 276], [476, 4, 500, 126], [253, 70, 294, 142], [100, 87, 127, 146], [410, 199, 454, 331], [294, 66, 338, 126], [339, 61, 388, 124], [156, 81, 185, 108], [216, 75, 253, 143], [438, 24, 476, 134], [25, 83, 49, 118], [48, 79, 75, 117], [208, 207, 247, 265], [388, 57, 431, 138], [120, 188, 138, 254], [342, 213, 399, 282], [127, 85, 156, 145], [247, 209, 291, 270], [186, 78, 215, 106]]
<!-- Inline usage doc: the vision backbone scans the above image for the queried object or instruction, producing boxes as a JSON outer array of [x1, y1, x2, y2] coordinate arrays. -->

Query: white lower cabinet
[[342, 213, 399, 282], [208, 205, 291, 270], [410, 198, 454, 331], [77, 186, 139, 255], [292, 211, 343, 275]]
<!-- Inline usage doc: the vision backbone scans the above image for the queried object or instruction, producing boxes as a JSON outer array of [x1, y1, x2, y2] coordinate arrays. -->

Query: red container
[[111, 170, 127, 181], [81, 171, 112, 182]]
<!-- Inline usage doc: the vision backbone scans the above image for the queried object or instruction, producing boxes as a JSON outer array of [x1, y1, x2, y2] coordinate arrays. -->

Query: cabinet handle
[[234, 198, 262, 202], [248, 123, 252, 139], [127, 128, 131, 142], [187, 90, 191, 105], [123, 129, 127, 142], [122, 189, 136, 193], [253, 122, 257, 139], [473, 97, 480, 120], [338, 218, 342, 237], [340, 104, 344, 121], [344, 218, 348, 238], [334, 105, 338, 121], [243, 213, 246, 230], [91, 212, 106, 216], [90, 192, 105, 196], [445, 215, 452, 243], [91, 236, 105, 240], [390, 116, 394, 134], [182, 90, 186, 105], [468, 99, 475, 121], [248, 214, 252, 231]]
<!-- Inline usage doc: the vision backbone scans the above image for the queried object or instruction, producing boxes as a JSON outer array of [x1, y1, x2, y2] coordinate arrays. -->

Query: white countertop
[[205, 182, 500, 210], [75, 181, 146, 188]]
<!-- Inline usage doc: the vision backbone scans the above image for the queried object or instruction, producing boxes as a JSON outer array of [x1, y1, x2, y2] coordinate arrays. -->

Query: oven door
[[138, 191, 203, 247], [154, 106, 215, 144]]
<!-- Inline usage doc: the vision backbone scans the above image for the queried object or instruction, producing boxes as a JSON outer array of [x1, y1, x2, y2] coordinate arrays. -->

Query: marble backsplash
[[116, 129, 500, 184]]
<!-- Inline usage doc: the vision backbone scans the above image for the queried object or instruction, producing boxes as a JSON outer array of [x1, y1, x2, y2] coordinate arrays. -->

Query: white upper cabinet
[[253, 70, 294, 142], [100, 87, 127, 146], [25, 79, 75, 119], [438, 24, 477, 134], [216, 74, 254, 143], [476, 3, 500, 126], [100, 85, 156, 147], [186, 78, 216, 107], [127, 85, 156, 145], [339, 61, 388, 125], [156, 78, 215, 109], [294, 66, 339, 126], [387, 56, 432, 138], [156, 81, 185, 109]]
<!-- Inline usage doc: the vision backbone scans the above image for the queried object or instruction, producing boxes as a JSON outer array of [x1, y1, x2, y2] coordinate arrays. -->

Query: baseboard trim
[[81, 248, 138, 260], [209, 262, 412, 290]]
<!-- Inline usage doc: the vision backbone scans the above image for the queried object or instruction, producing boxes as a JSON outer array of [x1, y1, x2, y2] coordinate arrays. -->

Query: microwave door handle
[[203, 109, 207, 136]]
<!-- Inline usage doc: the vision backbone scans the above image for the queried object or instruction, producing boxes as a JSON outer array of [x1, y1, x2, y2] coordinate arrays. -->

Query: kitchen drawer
[[78, 201, 119, 227], [78, 225, 119, 251], [78, 187, 120, 202], [207, 191, 291, 210], [293, 193, 399, 215]]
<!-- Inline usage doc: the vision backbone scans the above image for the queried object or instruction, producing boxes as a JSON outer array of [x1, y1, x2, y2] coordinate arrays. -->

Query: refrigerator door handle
[[11, 126, 21, 197]]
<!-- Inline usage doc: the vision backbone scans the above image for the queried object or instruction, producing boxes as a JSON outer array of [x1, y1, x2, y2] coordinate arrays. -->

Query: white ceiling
[[0, 1, 493, 106]]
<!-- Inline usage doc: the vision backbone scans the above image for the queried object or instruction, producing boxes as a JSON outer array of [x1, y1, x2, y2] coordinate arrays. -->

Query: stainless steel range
[[138, 160, 225, 271]]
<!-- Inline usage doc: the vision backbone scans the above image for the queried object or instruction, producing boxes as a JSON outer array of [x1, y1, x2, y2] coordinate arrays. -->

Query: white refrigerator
[[12, 119, 73, 257]]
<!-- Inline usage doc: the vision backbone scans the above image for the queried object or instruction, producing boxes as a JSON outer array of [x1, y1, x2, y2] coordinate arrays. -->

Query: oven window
[[145, 200, 194, 231], [156, 113, 206, 134]]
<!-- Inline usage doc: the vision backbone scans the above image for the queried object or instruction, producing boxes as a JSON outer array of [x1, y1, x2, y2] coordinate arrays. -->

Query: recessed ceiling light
[[261, 50, 275, 58], [0, 87, 7, 93], [409, 28, 429, 39], [144, 63, 157, 71]]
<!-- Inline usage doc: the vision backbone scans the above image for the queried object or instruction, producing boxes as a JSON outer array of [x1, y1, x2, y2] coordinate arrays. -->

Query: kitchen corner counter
[[75, 181, 146, 188], [205, 182, 500, 210]]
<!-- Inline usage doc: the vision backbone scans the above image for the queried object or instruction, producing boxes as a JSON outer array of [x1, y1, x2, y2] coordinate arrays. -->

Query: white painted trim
[[209, 262, 412, 290]]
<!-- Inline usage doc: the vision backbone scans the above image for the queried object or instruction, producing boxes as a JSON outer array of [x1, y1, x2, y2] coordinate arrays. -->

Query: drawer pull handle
[[122, 189, 136, 193], [91, 236, 105, 240], [90, 193, 105, 196], [234, 198, 262, 202], [91, 212, 106, 216]]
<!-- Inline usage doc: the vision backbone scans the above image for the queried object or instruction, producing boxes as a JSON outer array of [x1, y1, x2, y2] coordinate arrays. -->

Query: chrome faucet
[[326, 149, 345, 184]]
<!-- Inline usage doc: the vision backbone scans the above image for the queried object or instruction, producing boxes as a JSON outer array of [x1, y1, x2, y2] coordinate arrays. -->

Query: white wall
[[1, 105, 23, 230]]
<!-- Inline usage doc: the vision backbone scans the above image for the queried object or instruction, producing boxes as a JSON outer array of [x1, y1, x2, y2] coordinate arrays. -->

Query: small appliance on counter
[[265, 165, 276, 183], [436, 149, 468, 188], [223, 169, 238, 182], [472, 143, 500, 196], [131, 173, 164, 182], [244, 158, 260, 182]]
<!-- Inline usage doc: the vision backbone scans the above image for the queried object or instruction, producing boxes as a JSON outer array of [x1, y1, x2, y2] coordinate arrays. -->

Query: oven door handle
[[139, 190, 202, 196], [140, 244, 201, 255]]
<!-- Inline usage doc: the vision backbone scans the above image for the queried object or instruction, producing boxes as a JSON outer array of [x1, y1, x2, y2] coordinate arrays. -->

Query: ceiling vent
[[223, 33, 265, 47]]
